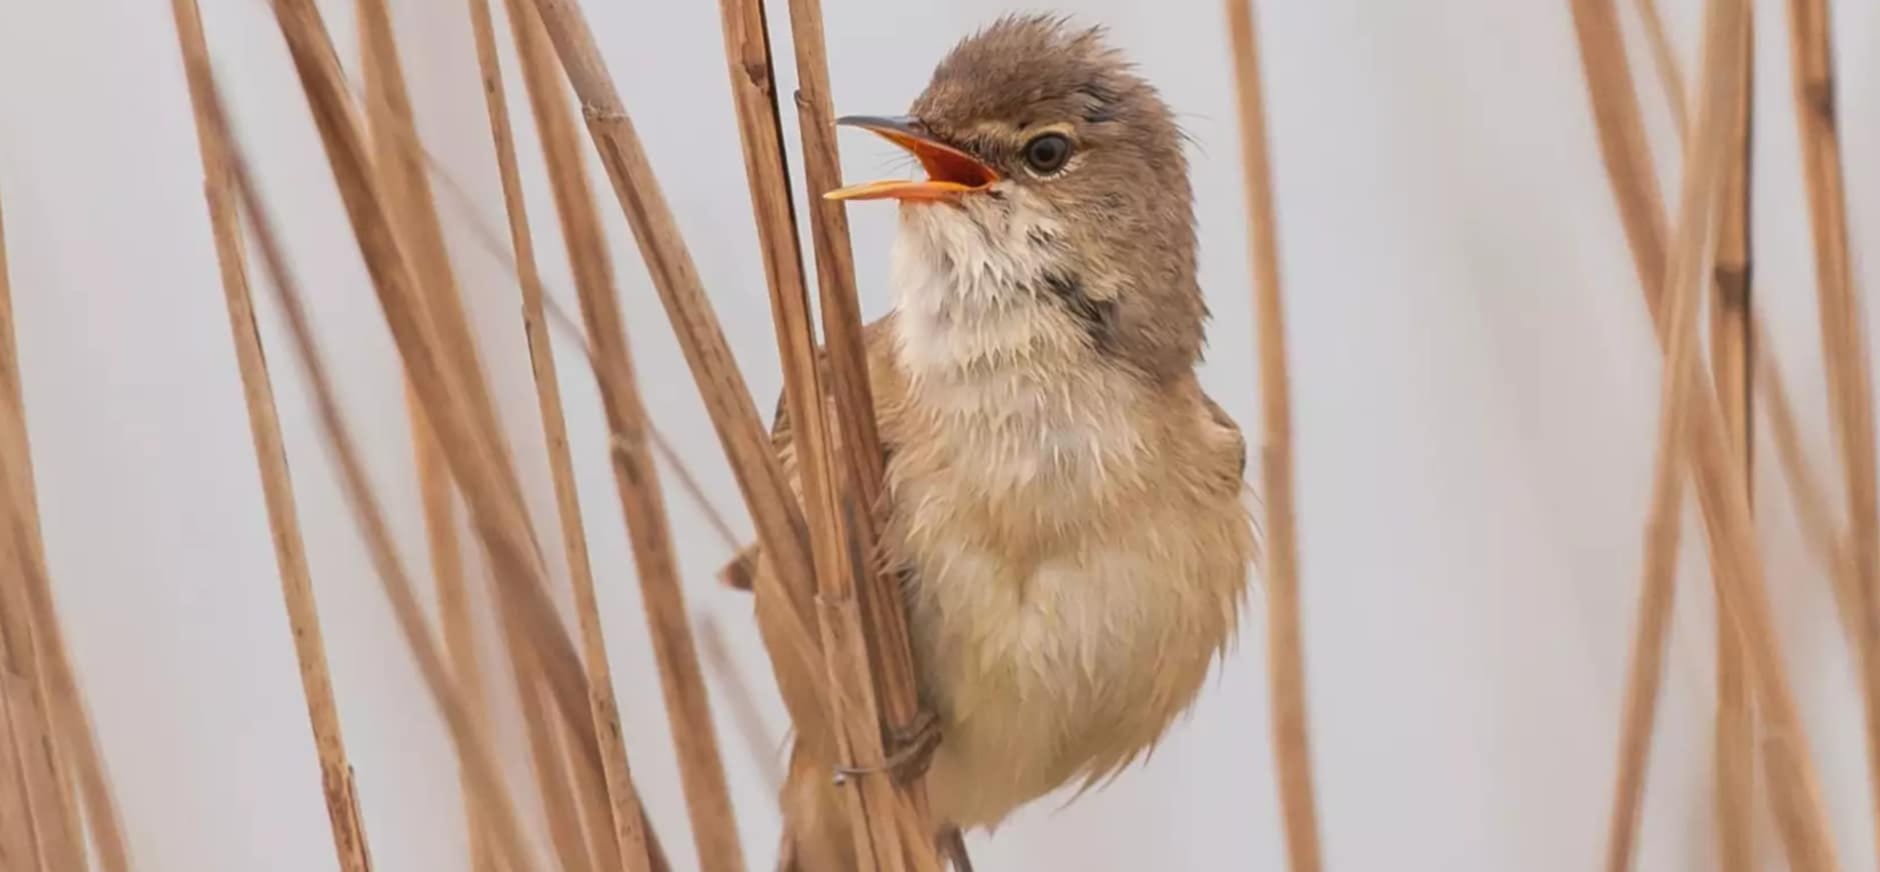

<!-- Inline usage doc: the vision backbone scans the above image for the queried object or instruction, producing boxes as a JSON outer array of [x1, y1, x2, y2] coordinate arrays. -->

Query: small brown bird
[[741, 14, 1256, 869]]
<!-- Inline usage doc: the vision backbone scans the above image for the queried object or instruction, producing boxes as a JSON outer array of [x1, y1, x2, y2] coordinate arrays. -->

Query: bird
[[730, 14, 1257, 869]]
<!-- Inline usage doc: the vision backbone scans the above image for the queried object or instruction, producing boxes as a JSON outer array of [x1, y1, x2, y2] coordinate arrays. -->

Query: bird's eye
[[1022, 133, 1073, 174]]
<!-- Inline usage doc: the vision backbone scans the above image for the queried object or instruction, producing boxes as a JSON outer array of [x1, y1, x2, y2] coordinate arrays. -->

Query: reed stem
[[1709, 16, 1755, 872], [517, 0, 826, 714], [507, 2, 745, 867], [1567, 0, 1839, 866], [356, 6, 602, 865], [1602, 1, 1748, 866], [171, 1, 376, 867], [1784, 0, 1880, 849], [196, 60, 540, 872], [266, 0, 604, 778], [775, 0, 941, 862], [410, 387, 499, 872], [1223, 3, 1322, 871], [0, 174, 88, 872]]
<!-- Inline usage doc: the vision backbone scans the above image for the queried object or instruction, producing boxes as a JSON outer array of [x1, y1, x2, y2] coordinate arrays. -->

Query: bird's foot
[[832, 708, 940, 786], [883, 708, 941, 785]]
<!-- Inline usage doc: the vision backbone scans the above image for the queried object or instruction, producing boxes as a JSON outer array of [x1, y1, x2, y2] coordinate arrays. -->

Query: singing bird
[[738, 14, 1257, 868]]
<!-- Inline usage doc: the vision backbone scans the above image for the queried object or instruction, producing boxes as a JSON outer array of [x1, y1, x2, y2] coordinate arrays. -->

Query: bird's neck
[[888, 203, 1102, 381], [886, 211, 1153, 513]]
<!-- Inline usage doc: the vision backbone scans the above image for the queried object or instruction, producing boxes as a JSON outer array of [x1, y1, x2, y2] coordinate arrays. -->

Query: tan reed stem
[[1602, 0, 1747, 866], [464, 0, 635, 865], [1709, 15, 1755, 871], [483, 0, 662, 867], [714, 0, 926, 867], [0, 184, 87, 872], [0, 667, 43, 867], [265, 0, 605, 777], [773, 0, 941, 863], [1635, 0, 1691, 136], [192, 57, 542, 872], [1567, 0, 1840, 867], [1785, 0, 1880, 846], [649, 430, 745, 555], [506, 2, 746, 868], [508, 624, 602, 872], [517, 0, 826, 704], [353, 0, 524, 502], [1223, 3, 1323, 871], [355, 6, 603, 865], [409, 388, 499, 872], [696, 614, 784, 797], [326, 86, 746, 566], [0, 193, 130, 872], [171, 2, 377, 867], [1757, 341, 1863, 643], [1569, 0, 1670, 292], [0, 470, 70, 872]]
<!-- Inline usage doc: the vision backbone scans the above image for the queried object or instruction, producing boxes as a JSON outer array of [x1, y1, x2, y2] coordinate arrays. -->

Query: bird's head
[[829, 14, 1205, 379]]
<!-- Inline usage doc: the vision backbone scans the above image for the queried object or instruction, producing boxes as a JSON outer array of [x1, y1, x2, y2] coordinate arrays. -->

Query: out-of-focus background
[[0, 0, 1874, 868]]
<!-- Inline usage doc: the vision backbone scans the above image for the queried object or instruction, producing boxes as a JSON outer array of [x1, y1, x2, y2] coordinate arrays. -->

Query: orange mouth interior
[[825, 120, 999, 201]]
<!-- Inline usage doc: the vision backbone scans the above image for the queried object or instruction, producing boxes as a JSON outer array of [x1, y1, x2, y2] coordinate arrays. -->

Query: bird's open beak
[[824, 115, 1000, 201]]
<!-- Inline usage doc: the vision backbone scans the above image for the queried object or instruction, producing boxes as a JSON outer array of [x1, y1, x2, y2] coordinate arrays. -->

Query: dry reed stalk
[[1223, 3, 1323, 871], [0, 196, 129, 872], [1784, 0, 1880, 845], [0, 401, 126, 872], [505, 3, 746, 868], [1567, 0, 1839, 867], [1601, 0, 1747, 865], [507, 628, 602, 872], [1569, 0, 1670, 297], [170, 2, 377, 867], [354, 0, 525, 504], [1709, 17, 1755, 872], [1634, 3, 1760, 860], [696, 614, 784, 797], [191, 57, 543, 872], [773, 0, 922, 752], [517, 1, 826, 699], [265, 0, 607, 781], [0, 194, 86, 872], [648, 432, 746, 555], [771, 0, 941, 861], [410, 389, 500, 872], [1757, 342, 1863, 642], [356, 6, 608, 864], [0, 671, 40, 868], [465, 0, 647, 868], [715, 0, 929, 868], [0, 668, 61, 871], [327, 87, 746, 569], [1634, 0, 1690, 136]]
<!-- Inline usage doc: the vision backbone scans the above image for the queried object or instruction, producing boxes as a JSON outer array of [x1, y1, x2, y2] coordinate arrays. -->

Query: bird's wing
[[714, 316, 904, 763], [717, 314, 901, 588], [714, 313, 906, 593]]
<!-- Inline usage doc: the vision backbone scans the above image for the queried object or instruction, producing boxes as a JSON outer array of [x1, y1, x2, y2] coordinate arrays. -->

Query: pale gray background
[[0, 0, 1875, 868]]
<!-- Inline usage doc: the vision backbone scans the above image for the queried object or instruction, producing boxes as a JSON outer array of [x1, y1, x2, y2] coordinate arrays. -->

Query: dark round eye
[[1022, 133, 1073, 174]]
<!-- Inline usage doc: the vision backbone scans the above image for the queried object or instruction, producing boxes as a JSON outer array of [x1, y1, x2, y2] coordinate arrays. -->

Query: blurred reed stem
[[170, 0, 376, 867], [517, 0, 827, 717], [1567, 0, 1838, 867], [506, 1, 746, 868], [1784, 0, 1880, 848], [1708, 14, 1755, 871], [1223, 3, 1323, 871], [1601, 0, 1748, 865], [0, 182, 98, 872]]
